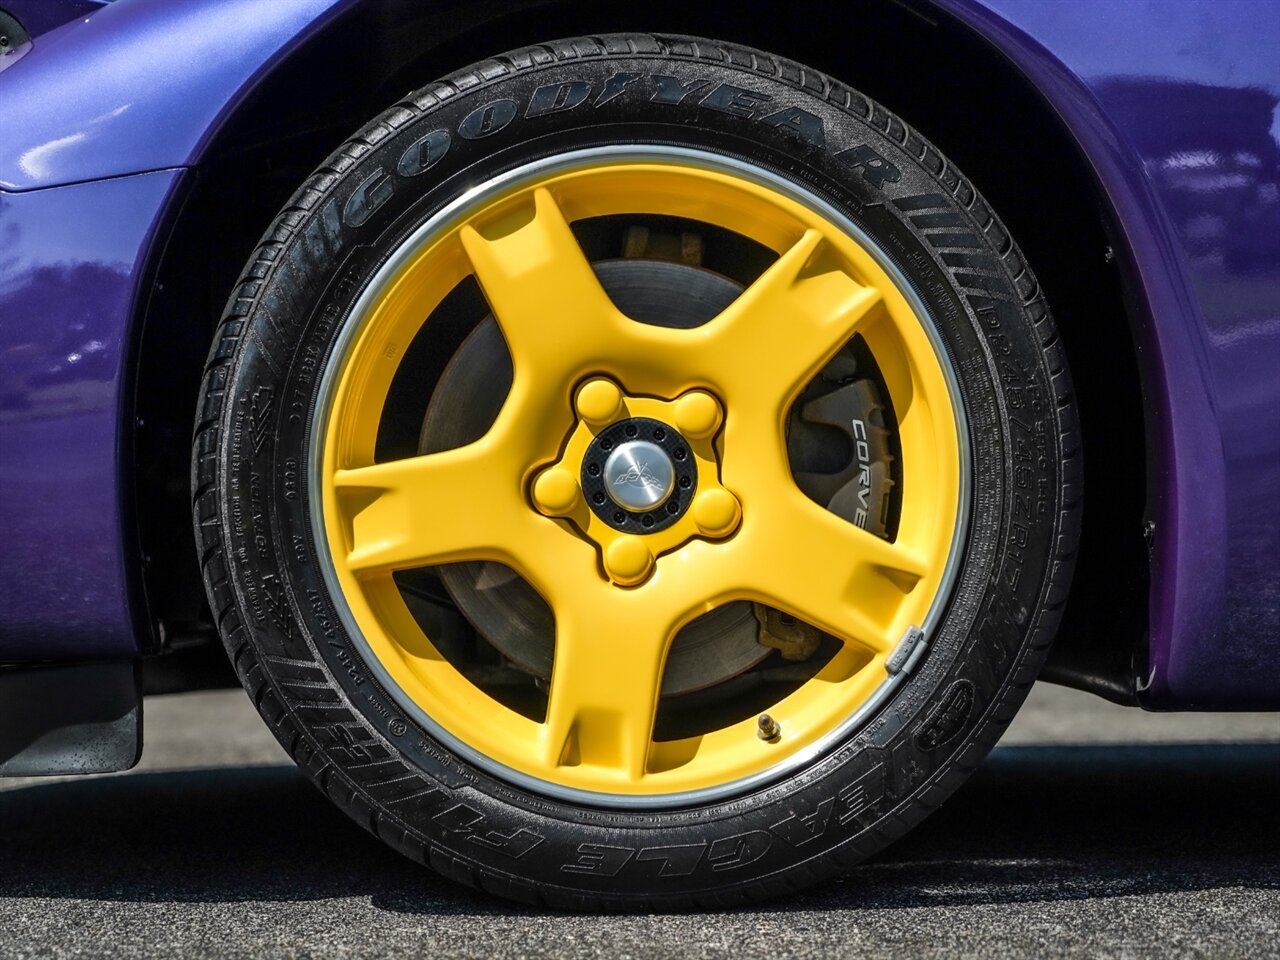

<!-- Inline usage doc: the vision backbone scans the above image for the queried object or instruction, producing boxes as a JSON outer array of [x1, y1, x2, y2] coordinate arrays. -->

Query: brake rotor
[[419, 255, 896, 697]]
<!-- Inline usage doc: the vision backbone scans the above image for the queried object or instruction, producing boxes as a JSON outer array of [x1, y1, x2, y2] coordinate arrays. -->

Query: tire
[[193, 33, 1080, 910]]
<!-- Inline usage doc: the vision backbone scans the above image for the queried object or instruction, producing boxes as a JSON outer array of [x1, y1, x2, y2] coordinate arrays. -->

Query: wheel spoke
[[741, 489, 926, 655], [332, 445, 512, 575], [540, 592, 675, 782], [706, 229, 883, 402], [459, 187, 624, 388]]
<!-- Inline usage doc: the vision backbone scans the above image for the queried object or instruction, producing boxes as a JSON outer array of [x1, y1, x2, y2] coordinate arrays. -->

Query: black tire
[[193, 33, 1080, 910]]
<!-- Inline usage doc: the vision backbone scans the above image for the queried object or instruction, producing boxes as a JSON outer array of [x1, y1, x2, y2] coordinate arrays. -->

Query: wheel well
[[133, 0, 1147, 699]]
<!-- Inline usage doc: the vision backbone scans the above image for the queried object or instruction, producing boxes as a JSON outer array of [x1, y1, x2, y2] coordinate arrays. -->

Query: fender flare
[[931, 0, 1229, 706], [0, 0, 350, 191]]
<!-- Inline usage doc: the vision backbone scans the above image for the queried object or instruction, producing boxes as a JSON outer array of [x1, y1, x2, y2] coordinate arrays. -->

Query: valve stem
[[757, 713, 781, 743]]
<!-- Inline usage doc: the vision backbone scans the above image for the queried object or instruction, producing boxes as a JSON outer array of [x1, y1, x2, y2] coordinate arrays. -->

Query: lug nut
[[692, 488, 741, 538], [531, 467, 580, 516], [674, 390, 722, 439], [603, 535, 654, 585], [575, 378, 624, 425], [757, 713, 781, 743]]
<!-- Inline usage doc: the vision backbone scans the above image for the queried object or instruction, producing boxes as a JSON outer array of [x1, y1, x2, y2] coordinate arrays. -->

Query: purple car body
[[0, 0, 1276, 766]]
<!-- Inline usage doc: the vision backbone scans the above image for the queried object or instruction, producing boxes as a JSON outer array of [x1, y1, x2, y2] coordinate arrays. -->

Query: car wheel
[[193, 33, 1080, 909]]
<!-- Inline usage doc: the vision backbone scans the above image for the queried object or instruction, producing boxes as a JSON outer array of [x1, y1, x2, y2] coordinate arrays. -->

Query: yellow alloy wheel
[[315, 149, 965, 800]]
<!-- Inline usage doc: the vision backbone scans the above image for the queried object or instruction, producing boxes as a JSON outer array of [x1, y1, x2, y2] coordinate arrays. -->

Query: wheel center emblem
[[603, 440, 675, 510]]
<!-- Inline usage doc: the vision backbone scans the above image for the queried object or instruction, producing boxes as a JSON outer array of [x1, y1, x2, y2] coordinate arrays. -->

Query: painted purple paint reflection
[[942, 0, 1280, 705], [0, 171, 182, 660]]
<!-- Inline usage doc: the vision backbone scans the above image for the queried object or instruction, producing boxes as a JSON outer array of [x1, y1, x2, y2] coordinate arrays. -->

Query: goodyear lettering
[[396, 128, 451, 177], [526, 80, 592, 117], [835, 144, 901, 188], [700, 82, 773, 118], [594, 71, 642, 107], [302, 198, 342, 261], [650, 74, 713, 104], [342, 74, 912, 251], [458, 98, 518, 139], [343, 168, 394, 228], [761, 106, 826, 147]]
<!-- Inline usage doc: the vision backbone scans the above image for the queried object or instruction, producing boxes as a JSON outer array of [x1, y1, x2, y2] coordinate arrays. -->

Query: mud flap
[[0, 661, 141, 776]]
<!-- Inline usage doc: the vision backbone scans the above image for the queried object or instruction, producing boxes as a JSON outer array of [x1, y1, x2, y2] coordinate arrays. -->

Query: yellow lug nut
[[692, 488, 741, 538], [603, 536, 654, 585], [575, 378, 624, 425], [531, 466, 580, 516], [674, 390, 723, 439]]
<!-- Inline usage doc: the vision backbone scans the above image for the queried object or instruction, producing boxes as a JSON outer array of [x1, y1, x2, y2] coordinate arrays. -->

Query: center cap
[[603, 440, 675, 510], [579, 416, 697, 534]]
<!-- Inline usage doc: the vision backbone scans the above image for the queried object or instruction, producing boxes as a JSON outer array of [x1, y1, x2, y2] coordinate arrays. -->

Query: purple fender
[[0, 0, 349, 191], [933, 0, 1280, 706], [0, 171, 181, 659], [0, 0, 347, 659]]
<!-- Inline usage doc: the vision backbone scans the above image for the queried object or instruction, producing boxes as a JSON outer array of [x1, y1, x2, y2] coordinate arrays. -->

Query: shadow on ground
[[1, 744, 1276, 913]]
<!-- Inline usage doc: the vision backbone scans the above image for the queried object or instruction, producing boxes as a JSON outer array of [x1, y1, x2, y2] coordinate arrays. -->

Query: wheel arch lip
[[0, 0, 352, 192], [928, 0, 1247, 707]]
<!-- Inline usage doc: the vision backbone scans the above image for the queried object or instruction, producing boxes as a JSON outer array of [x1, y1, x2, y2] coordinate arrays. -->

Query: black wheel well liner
[[131, 0, 1147, 701]]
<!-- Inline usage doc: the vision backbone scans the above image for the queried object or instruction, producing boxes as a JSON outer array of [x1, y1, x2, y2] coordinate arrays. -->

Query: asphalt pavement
[[1, 682, 1277, 958]]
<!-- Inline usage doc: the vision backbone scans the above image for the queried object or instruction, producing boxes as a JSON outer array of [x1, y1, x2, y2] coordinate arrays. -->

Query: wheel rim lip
[[308, 144, 973, 809]]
